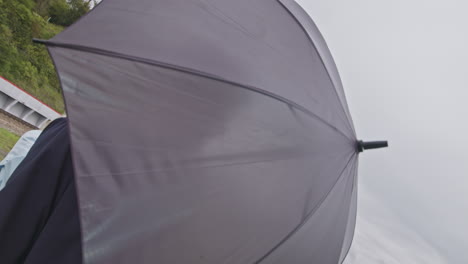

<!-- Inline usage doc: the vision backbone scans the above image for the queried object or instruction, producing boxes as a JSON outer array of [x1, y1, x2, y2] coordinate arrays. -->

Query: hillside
[[0, 0, 90, 113]]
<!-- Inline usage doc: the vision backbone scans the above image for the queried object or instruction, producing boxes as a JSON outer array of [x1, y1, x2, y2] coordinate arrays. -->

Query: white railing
[[0, 76, 62, 128]]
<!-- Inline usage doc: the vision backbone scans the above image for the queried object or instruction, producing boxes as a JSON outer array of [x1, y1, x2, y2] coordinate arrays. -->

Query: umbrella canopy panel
[[50, 0, 355, 138], [46, 0, 359, 263]]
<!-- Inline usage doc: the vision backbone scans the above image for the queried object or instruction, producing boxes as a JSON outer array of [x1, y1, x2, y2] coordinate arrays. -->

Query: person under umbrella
[[0, 118, 82, 264]]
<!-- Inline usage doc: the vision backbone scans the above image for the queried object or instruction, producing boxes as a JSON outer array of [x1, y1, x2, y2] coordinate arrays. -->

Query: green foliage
[[49, 0, 90, 27], [35, 0, 54, 17], [0, 0, 89, 113], [0, 127, 20, 159]]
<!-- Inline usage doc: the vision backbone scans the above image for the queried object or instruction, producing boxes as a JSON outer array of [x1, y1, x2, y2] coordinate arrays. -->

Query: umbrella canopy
[[35, 0, 386, 263]]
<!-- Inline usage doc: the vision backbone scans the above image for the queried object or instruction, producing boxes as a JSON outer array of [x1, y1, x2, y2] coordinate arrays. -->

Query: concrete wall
[[0, 76, 62, 128]]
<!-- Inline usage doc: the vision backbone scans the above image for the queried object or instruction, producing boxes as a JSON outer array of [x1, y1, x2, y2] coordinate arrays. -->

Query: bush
[[49, 0, 90, 27]]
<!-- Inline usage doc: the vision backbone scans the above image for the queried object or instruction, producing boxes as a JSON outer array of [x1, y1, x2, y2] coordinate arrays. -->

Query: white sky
[[297, 0, 468, 263]]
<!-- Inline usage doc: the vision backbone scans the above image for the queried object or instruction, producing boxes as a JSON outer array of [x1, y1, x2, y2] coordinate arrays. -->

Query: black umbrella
[[34, 0, 387, 263]]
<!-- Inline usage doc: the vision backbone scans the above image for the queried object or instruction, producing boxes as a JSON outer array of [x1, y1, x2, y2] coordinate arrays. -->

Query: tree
[[35, 0, 54, 16], [0, 0, 67, 112], [49, 0, 90, 27]]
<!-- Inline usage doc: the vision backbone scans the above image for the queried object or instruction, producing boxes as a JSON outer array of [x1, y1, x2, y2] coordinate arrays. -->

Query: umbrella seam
[[254, 152, 357, 264], [339, 159, 359, 264], [276, 0, 357, 137], [34, 39, 354, 143]]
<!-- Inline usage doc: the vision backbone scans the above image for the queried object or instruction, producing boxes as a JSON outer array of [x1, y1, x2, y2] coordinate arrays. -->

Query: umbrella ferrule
[[357, 140, 388, 152]]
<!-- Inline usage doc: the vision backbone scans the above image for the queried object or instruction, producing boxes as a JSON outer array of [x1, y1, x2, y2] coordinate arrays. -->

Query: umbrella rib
[[34, 39, 354, 142], [254, 152, 357, 264], [338, 160, 359, 264], [276, 0, 357, 137]]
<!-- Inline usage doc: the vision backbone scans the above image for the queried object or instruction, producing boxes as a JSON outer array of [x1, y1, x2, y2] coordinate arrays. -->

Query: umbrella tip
[[32, 38, 48, 45], [357, 140, 388, 152]]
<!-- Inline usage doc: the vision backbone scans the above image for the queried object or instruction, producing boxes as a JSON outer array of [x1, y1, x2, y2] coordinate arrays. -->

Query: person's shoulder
[[42, 118, 68, 133]]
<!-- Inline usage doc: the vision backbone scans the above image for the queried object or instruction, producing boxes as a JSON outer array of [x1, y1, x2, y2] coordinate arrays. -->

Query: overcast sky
[[297, 0, 468, 263]]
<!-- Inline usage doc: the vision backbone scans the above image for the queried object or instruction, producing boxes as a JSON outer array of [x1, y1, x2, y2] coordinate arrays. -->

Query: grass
[[0, 127, 20, 160]]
